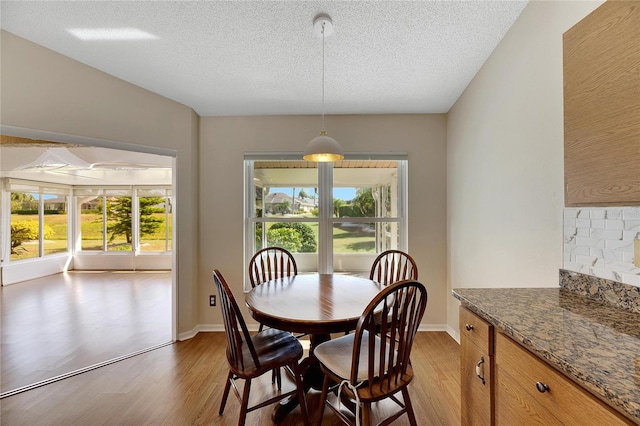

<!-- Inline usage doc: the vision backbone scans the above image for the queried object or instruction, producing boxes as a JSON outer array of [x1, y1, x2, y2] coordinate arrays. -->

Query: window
[[76, 187, 172, 253], [8, 180, 70, 261], [138, 188, 173, 252], [244, 154, 407, 286]]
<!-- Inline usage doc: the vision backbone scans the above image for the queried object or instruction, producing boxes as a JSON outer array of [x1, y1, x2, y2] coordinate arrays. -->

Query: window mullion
[[38, 193, 44, 258], [318, 163, 333, 274]]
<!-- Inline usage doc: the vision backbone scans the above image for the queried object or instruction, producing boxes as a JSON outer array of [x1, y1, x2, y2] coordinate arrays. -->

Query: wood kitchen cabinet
[[563, 1, 640, 206], [460, 307, 494, 425], [460, 308, 634, 425], [494, 332, 633, 426]]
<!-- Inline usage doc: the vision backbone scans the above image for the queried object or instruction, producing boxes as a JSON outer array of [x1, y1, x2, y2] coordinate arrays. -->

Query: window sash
[[244, 154, 408, 288]]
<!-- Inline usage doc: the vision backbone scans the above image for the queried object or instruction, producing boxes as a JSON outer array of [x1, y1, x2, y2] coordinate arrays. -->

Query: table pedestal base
[[272, 333, 331, 423]]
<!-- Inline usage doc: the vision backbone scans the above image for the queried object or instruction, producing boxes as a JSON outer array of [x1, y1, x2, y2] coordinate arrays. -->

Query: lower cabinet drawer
[[495, 333, 632, 426]]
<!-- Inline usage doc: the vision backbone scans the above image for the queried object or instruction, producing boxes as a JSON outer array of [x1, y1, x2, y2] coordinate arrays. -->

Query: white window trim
[[244, 153, 408, 290]]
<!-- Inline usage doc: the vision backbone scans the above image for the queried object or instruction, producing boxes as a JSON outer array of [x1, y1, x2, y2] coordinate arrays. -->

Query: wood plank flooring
[[1, 331, 461, 425], [1, 271, 172, 394]]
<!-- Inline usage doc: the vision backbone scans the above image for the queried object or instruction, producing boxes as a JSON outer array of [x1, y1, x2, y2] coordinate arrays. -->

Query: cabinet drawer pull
[[475, 357, 486, 385], [536, 382, 550, 393], [465, 323, 474, 331]]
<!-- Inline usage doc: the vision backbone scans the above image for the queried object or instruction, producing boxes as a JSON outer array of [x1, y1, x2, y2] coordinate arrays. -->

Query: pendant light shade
[[303, 131, 343, 162], [304, 14, 344, 162]]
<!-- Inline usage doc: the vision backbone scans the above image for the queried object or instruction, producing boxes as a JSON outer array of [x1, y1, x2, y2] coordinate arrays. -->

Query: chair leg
[[362, 401, 371, 426], [270, 366, 282, 389], [291, 362, 310, 426], [401, 387, 417, 426], [238, 377, 252, 426], [219, 370, 233, 415], [316, 374, 330, 426]]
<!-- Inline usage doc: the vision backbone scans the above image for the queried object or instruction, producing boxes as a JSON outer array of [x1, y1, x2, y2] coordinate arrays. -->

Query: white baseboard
[[181, 323, 456, 341], [446, 325, 460, 344]]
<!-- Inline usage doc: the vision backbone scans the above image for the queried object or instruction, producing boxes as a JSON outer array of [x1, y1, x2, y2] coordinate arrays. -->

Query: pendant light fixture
[[303, 14, 344, 162]]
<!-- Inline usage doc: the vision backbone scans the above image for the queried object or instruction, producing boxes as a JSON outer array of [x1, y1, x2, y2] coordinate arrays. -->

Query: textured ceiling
[[0, 0, 528, 116]]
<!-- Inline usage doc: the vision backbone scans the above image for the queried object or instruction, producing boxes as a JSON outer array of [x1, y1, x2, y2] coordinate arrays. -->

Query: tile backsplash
[[563, 207, 640, 287]]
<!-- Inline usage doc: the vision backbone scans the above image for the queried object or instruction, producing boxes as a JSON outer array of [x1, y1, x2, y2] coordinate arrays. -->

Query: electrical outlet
[[209, 295, 216, 306]]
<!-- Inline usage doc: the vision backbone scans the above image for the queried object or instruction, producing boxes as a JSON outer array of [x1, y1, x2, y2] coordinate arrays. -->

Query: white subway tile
[[605, 208, 623, 220], [622, 251, 635, 262], [562, 262, 583, 273], [570, 246, 590, 256], [563, 242, 576, 253], [604, 249, 620, 261], [564, 217, 576, 227], [594, 258, 609, 269], [590, 229, 623, 240], [575, 254, 596, 265], [589, 247, 604, 258], [590, 209, 606, 219], [577, 209, 590, 219], [622, 230, 640, 241], [590, 219, 605, 229], [621, 273, 640, 287], [622, 208, 640, 220], [563, 208, 579, 219], [605, 219, 624, 230], [624, 220, 640, 230], [576, 218, 591, 228], [590, 267, 616, 280], [606, 240, 633, 251], [609, 261, 637, 273], [575, 236, 600, 247], [577, 228, 591, 237]]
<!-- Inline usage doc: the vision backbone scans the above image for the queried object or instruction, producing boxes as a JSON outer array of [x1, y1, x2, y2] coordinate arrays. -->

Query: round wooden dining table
[[246, 273, 383, 335], [245, 273, 383, 422]]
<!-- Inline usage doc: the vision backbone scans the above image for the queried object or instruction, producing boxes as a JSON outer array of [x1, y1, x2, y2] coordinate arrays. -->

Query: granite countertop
[[452, 284, 640, 423]]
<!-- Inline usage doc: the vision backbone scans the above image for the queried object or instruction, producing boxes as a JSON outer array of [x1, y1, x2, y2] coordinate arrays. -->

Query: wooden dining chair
[[249, 246, 298, 290], [248, 246, 301, 388], [369, 249, 418, 286], [314, 280, 428, 426], [213, 269, 309, 426]]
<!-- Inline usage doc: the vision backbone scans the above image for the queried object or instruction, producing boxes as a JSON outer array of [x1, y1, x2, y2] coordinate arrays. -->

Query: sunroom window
[[8, 180, 70, 261]]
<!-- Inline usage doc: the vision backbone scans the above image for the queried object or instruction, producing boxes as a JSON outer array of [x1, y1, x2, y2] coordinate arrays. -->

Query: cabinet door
[[563, 1, 640, 206], [461, 337, 493, 425]]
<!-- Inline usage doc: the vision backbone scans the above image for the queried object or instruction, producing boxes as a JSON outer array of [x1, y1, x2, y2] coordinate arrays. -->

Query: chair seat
[[315, 331, 396, 382], [232, 328, 303, 378]]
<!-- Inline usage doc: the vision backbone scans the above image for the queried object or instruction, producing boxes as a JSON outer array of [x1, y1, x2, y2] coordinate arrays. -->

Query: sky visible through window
[[271, 187, 356, 201]]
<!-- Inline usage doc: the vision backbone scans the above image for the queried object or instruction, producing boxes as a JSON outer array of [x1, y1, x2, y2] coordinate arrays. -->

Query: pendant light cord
[[321, 21, 326, 132]]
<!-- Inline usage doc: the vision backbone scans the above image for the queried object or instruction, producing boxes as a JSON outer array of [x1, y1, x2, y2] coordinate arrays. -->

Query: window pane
[[253, 222, 318, 254], [80, 196, 104, 251], [252, 162, 320, 255], [10, 192, 39, 260], [43, 193, 68, 255], [333, 222, 376, 253], [139, 196, 169, 252], [106, 196, 133, 251], [253, 163, 318, 218], [333, 162, 398, 219]]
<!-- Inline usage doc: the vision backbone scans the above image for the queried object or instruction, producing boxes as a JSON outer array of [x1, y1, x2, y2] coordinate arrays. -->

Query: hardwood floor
[[1, 331, 461, 425], [0, 271, 172, 394]]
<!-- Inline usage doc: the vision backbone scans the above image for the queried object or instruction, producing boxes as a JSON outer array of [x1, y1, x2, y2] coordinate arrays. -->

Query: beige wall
[[3, 0, 606, 338], [199, 114, 448, 327], [446, 0, 604, 334], [0, 31, 200, 335]]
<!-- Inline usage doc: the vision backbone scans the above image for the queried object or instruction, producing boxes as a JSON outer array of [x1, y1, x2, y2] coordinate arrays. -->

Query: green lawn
[[11, 213, 171, 260], [263, 221, 375, 253], [12, 213, 374, 260]]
